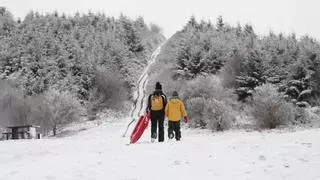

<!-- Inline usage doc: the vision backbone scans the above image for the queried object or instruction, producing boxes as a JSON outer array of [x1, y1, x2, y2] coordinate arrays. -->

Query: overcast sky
[[1, 0, 320, 39]]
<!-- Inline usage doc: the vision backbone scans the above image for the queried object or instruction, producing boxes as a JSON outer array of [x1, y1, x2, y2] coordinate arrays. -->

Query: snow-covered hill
[[1, 118, 320, 180], [1, 44, 320, 180]]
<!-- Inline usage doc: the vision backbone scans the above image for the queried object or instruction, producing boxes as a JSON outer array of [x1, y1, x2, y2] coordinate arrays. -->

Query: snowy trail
[[131, 45, 162, 118], [125, 45, 163, 136], [1, 45, 320, 180]]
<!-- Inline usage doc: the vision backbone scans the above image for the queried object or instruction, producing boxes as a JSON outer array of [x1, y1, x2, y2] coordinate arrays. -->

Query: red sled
[[130, 113, 150, 144]]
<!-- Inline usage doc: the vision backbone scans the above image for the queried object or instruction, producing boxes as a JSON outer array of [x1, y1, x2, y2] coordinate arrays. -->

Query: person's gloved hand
[[184, 116, 189, 123], [147, 112, 151, 119]]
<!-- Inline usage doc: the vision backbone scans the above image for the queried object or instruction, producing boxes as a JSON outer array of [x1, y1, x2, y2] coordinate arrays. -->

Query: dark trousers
[[150, 110, 165, 142], [168, 121, 181, 141]]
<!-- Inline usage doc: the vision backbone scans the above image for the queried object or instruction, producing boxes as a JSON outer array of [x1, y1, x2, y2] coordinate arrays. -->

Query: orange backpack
[[151, 95, 164, 111]]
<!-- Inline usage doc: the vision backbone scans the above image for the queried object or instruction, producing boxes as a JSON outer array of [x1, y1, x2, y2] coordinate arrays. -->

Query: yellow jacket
[[165, 97, 187, 122]]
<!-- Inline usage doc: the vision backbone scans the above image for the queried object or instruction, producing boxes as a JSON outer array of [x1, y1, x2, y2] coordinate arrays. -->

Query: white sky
[[1, 0, 320, 39]]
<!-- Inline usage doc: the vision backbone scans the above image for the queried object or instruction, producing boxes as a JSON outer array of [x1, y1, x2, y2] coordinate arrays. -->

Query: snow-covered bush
[[0, 81, 50, 134], [252, 84, 295, 129], [0, 81, 30, 127], [182, 76, 222, 100], [293, 107, 320, 127], [294, 107, 311, 125], [186, 97, 206, 128], [181, 75, 235, 102], [164, 75, 237, 131], [310, 106, 320, 115], [0, 81, 80, 136], [186, 97, 235, 131], [43, 89, 82, 136], [204, 99, 235, 131]]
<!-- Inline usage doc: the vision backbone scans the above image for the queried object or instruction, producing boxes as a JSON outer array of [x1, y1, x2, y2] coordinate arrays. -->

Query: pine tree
[[119, 15, 144, 53], [216, 15, 224, 31], [186, 15, 199, 31], [0, 7, 16, 37], [244, 24, 254, 35]]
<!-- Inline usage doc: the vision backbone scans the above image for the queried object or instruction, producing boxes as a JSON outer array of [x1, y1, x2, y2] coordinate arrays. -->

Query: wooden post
[[12, 128, 18, 139], [53, 124, 57, 136]]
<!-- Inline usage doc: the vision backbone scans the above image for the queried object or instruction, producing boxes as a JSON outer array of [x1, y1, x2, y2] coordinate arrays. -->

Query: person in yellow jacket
[[165, 91, 188, 141]]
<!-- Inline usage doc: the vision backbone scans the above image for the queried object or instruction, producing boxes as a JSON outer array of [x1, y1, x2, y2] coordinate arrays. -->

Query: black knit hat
[[172, 91, 179, 97], [155, 82, 162, 90]]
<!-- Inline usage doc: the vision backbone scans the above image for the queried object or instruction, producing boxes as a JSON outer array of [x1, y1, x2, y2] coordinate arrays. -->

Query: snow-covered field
[[1, 117, 320, 180]]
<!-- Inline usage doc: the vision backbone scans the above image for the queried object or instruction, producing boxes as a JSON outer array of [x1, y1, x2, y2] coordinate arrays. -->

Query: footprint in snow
[[300, 142, 312, 148], [283, 164, 290, 168], [259, 155, 266, 161]]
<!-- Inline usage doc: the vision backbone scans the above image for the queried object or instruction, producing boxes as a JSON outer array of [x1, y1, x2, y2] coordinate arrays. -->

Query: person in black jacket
[[146, 82, 167, 142]]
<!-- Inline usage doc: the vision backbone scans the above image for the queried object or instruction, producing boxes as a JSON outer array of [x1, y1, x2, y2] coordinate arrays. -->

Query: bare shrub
[[294, 107, 320, 127], [44, 89, 81, 136], [307, 108, 320, 127], [252, 84, 295, 129], [186, 97, 235, 131], [186, 97, 206, 128], [204, 99, 235, 131], [182, 76, 222, 99], [181, 75, 236, 103], [25, 95, 52, 135], [310, 106, 320, 115], [0, 80, 30, 127], [89, 68, 127, 115], [0, 81, 82, 136], [294, 107, 311, 125]]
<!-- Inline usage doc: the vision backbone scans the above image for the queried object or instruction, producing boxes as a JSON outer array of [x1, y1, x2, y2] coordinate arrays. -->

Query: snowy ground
[[1, 118, 320, 180]]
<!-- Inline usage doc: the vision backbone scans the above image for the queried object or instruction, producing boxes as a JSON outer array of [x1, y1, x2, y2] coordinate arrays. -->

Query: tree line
[[0, 7, 165, 136], [165, 15, 320, 106], [148, 16, 320, 131]]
